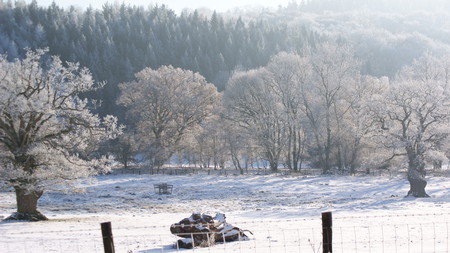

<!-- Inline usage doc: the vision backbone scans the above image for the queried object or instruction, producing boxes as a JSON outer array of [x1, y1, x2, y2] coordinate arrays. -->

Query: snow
[[1, 172, 450, 252]]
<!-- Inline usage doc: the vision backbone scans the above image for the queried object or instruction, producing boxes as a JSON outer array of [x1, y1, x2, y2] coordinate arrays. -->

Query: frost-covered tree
[[188, 114, 228, 170], [118, 65, 220, 169], [223, 120, 253, 174], [301, 43, 361, 174], [225, 68, 287, 171], [109, 129, 138, 169], [224, 48, 366, 173], [266, 52, 310, 172], [0, 49, 121, 220], [342, 75, 388, 174], [371, 53, 450, 197]]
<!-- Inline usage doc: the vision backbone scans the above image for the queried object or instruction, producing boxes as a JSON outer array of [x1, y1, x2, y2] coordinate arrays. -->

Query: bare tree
[[266, 52, 310, 172], [189, 114, 228, 170], [109, 129, 138, 169], [342, 75, 388, 174], [0, 49, 121, 220], [300, 43, 361, 174], [371, 53, 450, 197], [118, 65, 220, 169], [224, 68, 287, 171]]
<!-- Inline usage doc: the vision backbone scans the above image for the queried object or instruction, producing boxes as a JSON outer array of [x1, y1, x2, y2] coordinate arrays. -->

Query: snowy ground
[[1, 171, 450, 252]]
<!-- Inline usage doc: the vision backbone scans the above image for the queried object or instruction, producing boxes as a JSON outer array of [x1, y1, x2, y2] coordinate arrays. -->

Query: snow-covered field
[[1, 171, 450, 252]]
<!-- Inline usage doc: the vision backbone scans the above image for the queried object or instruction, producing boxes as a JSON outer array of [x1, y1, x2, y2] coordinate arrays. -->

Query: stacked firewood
[[170, 213, 251, 249]]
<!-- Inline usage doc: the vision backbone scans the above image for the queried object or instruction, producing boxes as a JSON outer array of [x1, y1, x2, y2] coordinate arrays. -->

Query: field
[[1, 170, 450, 252]]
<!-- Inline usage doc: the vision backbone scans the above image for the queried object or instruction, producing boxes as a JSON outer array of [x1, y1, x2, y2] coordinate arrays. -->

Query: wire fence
[[1, 227, 103, 253], [2, 213, 450, 253]]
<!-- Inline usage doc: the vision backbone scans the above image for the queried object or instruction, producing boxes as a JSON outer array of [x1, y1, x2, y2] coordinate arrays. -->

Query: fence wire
[[1, 213, 450, 253]]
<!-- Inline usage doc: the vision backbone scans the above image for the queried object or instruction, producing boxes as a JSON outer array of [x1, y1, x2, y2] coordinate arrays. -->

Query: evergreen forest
[[3, 0, 449, 120]]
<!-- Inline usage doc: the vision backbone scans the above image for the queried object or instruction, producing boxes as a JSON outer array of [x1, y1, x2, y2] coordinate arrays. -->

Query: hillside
[[1, 1, 449, 118]]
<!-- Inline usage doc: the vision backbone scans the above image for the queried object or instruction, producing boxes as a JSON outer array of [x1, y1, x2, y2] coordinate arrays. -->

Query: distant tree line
[[115, 42, 450, 198], [0, 0, 321, 119], [2, 1, 448, 119]]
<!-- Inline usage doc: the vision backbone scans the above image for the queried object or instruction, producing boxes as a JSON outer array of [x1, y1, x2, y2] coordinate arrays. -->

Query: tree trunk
[[406, 170, 430, 198], [6, 187, 48, 221]]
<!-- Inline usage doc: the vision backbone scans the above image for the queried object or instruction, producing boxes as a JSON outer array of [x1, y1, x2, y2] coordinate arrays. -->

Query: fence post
[[101, 222, 115, 253], [322, 211, 332, 253]]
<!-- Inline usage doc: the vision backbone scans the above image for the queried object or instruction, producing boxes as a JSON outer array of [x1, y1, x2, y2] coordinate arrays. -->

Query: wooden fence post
[[322, 211, 333, 253], [101, 222, 115, 253]]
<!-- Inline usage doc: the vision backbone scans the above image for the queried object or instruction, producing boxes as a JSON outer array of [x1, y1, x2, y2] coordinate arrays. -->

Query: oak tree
[[118, 66, 220, 168], [0, 49, 121, 220]]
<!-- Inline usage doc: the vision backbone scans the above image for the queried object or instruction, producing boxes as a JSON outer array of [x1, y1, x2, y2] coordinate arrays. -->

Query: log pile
[[170, 213, 250, 249]]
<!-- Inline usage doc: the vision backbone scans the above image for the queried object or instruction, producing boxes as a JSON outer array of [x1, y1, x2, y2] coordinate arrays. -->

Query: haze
[[26, 0, 292, 12]]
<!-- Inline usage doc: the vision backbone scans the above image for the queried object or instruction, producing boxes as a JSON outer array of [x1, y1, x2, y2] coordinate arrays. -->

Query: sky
[[27, 0, 293, 13]]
